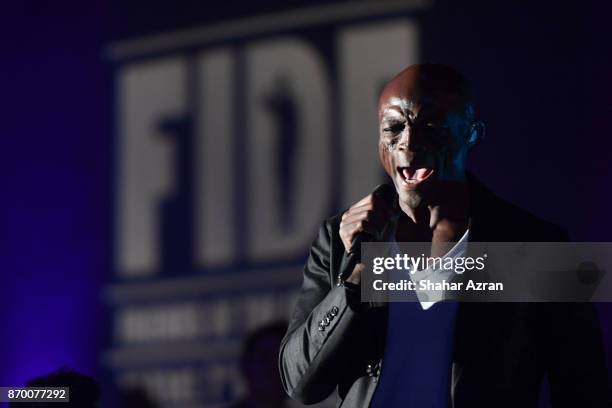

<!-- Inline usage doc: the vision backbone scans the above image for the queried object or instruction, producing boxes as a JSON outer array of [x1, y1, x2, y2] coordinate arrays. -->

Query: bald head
[[378, 64, 473, 121]]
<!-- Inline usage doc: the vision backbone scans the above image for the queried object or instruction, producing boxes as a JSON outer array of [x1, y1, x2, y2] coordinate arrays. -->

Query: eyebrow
[[381, 107, 406, 119], [381, 117, 405, 126]]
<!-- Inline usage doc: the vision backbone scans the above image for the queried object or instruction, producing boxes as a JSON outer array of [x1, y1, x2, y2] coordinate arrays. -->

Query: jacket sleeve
[[278, 219, 365, 404]]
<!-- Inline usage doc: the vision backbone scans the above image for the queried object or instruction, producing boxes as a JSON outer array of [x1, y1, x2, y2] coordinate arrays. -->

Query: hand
[[339, 191, 394, 253]]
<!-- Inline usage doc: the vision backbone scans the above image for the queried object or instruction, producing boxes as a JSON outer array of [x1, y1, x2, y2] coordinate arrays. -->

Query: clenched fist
[[339, 187, 396, 253]]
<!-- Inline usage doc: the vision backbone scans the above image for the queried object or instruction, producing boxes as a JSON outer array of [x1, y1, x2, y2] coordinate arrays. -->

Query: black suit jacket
[[279, 178, 609, 407]]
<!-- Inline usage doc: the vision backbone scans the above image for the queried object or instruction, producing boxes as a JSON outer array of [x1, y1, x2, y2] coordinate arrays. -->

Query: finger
[[349, 201, 375, 212], [342, 208, 373, 224], [341, 205, 373, 223], [342, 219, 377, 238], [344, 205, 392, 226], [350, 194, 374, 209]]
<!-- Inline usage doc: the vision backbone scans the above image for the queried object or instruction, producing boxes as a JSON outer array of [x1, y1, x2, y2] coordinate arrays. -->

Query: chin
[[397, 187, 423, 209]]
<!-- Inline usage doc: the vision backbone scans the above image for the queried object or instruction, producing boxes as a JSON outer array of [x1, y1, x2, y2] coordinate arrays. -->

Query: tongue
[[403, 167, 432, 181], [403, 168, 416, 179]]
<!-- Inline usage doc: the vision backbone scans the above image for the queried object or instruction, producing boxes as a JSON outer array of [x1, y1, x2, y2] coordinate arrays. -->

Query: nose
[[395, 126, 417, 157], [396, 124, 425, 156]]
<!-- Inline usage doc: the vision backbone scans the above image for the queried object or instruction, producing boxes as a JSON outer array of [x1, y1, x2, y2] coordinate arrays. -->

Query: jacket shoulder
[[476, 185, 568, 242]]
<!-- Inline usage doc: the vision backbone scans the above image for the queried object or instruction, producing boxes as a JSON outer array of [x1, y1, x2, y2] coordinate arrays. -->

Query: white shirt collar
[[389, 228, 469, 310]]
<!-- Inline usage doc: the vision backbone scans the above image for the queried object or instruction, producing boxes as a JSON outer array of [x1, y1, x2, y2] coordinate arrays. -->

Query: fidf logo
[[110, 1, 427, 278]]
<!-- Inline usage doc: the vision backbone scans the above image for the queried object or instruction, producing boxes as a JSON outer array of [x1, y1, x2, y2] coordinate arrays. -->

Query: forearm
[[279, 283, 363, 404]]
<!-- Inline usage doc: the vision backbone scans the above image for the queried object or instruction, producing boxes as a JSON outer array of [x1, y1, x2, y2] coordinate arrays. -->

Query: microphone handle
[[338, 233, 373, 283]]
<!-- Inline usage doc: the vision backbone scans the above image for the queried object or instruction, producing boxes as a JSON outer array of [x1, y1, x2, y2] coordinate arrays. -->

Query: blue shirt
[[370, 300, 458, 408], [370, 231, 468, 408]]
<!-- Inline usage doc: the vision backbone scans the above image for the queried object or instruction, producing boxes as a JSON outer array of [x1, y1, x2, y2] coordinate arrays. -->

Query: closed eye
[[383, 123, 405, 133]]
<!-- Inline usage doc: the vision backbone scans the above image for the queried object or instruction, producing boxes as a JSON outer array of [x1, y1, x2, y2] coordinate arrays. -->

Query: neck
[[398, 201, 429, 225], [397, 180, 470, 241]]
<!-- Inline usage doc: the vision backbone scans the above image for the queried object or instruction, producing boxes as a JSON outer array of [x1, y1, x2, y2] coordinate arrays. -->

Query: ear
[[467, 120, 485, 148]]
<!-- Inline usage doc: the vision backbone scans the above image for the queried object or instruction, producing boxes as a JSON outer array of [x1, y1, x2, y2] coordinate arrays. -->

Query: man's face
[[378, 67, 473, 208]]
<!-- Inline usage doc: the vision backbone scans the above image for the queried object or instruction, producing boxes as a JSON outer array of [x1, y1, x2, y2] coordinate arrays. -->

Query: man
[[278, 64, 608, 407]]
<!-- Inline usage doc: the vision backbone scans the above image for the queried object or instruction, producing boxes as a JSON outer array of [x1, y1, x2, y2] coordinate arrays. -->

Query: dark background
[[1, 0, 610, 397]]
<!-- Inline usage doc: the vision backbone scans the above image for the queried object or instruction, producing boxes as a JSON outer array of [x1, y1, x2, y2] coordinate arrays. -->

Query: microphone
[[338, 183, 397, 283]]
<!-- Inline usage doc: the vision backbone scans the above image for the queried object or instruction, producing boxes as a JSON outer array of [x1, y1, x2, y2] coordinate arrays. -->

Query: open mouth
[[397, 166, 434, 186]]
